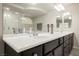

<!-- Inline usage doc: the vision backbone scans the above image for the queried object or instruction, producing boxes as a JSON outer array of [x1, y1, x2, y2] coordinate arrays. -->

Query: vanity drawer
[[22, 45, 42, 56], [44, 39, 59, 54]]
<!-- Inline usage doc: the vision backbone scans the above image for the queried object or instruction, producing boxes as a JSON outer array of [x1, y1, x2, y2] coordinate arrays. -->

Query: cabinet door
[[54, 45, 63, 56], [64, 45, 70, 56], [44, 39, 59, 54], [22, 45, 42, 56], [64, 40, 70, 48]]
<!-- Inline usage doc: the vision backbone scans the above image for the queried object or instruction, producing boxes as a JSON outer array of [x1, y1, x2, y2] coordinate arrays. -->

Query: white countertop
[[3, 31, 73, 53]]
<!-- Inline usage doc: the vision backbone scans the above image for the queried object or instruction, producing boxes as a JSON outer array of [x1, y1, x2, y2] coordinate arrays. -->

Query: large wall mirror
[[3, 3, 72, 35], [56, 16, 62, 28], [3, 9, 33, 34], [56, 13, 72, 32], [64, 15, 72, 28]]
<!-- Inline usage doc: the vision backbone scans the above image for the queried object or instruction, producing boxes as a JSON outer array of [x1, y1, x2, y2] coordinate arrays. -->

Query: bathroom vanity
[[2, 3, 74, 56], [3, 32, 74, 56]]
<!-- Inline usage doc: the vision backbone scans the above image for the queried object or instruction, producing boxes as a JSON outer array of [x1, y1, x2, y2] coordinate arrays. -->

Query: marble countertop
[[3, 31, 73, 53]]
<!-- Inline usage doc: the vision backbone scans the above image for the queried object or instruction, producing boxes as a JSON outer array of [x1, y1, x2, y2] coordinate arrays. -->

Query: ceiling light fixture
[[58, 4, 65, 10], [54, 4, 65, 11], [54, 6, 61, 11]]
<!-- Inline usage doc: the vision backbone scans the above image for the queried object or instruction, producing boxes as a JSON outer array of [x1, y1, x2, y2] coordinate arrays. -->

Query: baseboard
[[73, 46, 79, 49]]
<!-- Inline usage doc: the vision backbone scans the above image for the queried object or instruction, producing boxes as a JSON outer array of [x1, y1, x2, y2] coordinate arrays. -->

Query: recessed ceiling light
[[5, 7, 10, 11]]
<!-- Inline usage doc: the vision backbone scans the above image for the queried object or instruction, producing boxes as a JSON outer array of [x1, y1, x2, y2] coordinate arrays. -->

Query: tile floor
[[70, 48, 79, 56]]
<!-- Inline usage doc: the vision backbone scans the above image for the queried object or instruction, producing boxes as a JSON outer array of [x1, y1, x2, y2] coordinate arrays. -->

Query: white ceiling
[[3, 3, 56, 18], [3, 3, 73, 18]]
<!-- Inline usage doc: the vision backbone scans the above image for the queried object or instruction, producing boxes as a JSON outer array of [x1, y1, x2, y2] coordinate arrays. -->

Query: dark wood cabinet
[[5, 44, 43, 56], [4, 33, 74, 56]]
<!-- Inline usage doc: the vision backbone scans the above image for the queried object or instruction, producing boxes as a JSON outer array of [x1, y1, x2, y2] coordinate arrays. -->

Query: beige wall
[[0, 3, 4, 55], [66, 4, 79, 48], [62, 4, 79, 48]]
